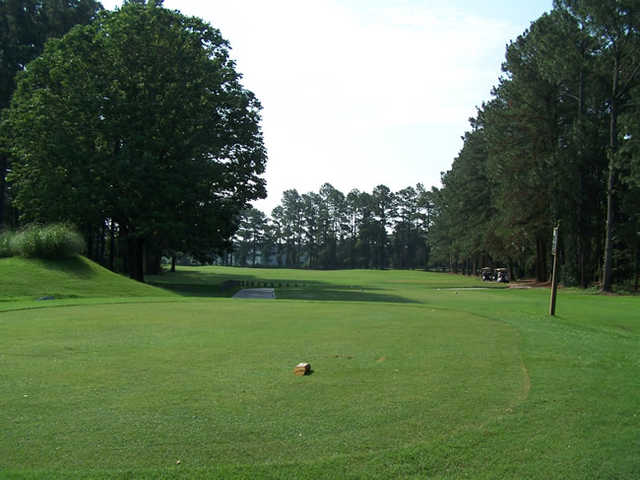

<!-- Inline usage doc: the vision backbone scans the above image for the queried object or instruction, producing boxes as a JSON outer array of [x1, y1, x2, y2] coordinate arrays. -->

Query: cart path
[[232, 288, 276, 299]]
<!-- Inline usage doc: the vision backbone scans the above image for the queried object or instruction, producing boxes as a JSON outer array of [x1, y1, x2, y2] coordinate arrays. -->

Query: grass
[[0, 256, 174, 301], [1, 263, 639, 479], [146, 266, 503, 302]]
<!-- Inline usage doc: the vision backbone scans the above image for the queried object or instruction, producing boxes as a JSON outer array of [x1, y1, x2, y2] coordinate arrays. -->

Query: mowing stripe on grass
[[0, 300, 525, 475]]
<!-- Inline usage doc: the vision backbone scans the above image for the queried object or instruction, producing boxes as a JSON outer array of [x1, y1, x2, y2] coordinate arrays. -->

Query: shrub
[[0, 230, 15, 257], [10, 223, 86, 259]]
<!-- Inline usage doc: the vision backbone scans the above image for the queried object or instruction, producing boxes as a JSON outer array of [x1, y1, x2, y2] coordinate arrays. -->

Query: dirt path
[[509, 279, 552, 289]]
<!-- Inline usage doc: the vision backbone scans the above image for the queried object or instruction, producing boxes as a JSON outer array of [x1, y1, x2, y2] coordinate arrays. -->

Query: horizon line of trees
[[231, 183, 434, 270]]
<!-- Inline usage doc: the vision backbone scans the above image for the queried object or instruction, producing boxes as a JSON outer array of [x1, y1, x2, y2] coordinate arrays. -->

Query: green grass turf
[[146, 265, 504, 302], [1, 264, 639, 478], [0, 256, 174, 301]]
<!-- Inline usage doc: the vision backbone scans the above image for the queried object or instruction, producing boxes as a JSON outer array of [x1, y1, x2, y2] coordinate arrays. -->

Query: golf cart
[[481, 267, 494, 282], [495, 268, 509, 283]]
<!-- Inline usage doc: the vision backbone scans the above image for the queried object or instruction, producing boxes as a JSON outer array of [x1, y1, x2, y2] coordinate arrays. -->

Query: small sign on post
[[549, 224, 559, 316]]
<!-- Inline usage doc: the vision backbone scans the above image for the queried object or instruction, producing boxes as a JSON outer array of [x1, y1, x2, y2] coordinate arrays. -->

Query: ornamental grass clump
[[10, 223, 85, 259], [0, 230, 15, 257]]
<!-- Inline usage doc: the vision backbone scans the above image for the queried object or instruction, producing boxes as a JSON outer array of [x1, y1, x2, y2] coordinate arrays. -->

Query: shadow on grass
[[33, 256, 95, 278], [146, 269, 244, 286], [148, 269, 418, 303], [152, 278, 415, 304], [276, 286, 417, 303], [146, 281, 240, 298]]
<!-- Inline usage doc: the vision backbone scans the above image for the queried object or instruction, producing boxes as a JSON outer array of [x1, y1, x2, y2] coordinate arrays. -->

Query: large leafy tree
[[5, 1, 266, 281], [0, 0, 101, 227]]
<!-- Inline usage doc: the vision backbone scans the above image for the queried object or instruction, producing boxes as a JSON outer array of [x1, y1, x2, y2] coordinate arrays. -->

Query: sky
[[101, 0, 553, 214]]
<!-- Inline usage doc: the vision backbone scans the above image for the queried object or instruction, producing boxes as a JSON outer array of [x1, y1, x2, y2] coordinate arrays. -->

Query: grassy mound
[[0, 255, 174, 301]]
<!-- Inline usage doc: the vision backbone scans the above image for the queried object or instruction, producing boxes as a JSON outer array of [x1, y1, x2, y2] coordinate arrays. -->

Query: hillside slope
[[0, 256, 174, 300]]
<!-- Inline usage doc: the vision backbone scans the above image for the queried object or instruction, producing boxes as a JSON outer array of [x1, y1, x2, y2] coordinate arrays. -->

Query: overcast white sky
[[101, 0, 552, 214]]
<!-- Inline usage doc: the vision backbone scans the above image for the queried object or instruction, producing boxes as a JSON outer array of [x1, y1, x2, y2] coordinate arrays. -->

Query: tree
[[260, 218, 278, 266], [300, 192, 321, 266], [318, 183, 345, 267], [427, 2, 640, 288], [370, 185, 395, 268], [414, 183, 433, 267], [344, 189, 362, 267], [617, 83, 640, 290], [429, 118, 495, 275], [392, 186, 419, 268], [4, 1, 266, 281], [557, 0, 640, 291], [525, 8, 608, 286], [234, 208, 267, 266], [272, 190, 304, 266], [0, 0, 102, 227]]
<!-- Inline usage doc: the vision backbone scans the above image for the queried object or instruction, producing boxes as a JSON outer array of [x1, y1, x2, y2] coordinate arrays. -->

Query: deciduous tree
[[5, 1, 266, 281]]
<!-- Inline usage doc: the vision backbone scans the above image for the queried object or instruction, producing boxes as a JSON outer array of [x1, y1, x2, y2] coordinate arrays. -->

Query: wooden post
[[549, 224, 559, 316]]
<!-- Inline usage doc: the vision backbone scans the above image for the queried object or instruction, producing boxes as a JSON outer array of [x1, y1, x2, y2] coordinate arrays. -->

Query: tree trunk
[[601, 55, 620, 293], [0, 155, 6, 228], [136, 238, 145, 282], [171, 254, 176, 272], [108, 222, 115, 271], [601, 160, 615, 291], [577, 60, 587, 289], [128, 236, 145, 282], [536, 235, 548, 282], [144, 246, 161, 275], [634, 241, 639, 292], [98, 222, 106, 265], [86, 228, 94, 261], [579, 245, 586, 288]]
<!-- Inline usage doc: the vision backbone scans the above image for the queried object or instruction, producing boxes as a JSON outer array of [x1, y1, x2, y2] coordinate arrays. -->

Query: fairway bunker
[[233, 288, 276, 299]]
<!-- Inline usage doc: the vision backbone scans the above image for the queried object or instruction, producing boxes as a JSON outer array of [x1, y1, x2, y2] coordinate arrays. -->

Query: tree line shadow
[[35, 257, 95, 278], [147, 270, 417, 304]]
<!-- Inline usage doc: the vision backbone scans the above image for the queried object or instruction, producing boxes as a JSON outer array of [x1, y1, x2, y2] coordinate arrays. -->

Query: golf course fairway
[[0, 263, 638, 479]]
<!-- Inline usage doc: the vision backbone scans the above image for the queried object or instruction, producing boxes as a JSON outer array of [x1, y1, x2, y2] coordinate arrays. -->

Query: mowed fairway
[[1, 265, 639, 479]]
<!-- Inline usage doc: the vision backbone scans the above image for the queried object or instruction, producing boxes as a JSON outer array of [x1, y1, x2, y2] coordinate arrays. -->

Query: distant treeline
[[231, 184, 433, 270]]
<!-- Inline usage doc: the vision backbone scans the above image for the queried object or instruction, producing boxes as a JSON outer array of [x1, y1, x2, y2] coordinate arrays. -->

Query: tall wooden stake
[[549, 224, 559, 316]]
